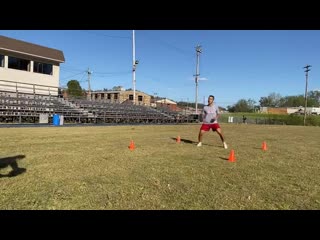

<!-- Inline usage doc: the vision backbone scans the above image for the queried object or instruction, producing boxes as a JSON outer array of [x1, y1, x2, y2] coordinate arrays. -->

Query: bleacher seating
[[0, 91, 191, 124]]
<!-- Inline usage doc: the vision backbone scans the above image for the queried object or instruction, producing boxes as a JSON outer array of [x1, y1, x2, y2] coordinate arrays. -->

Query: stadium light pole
[[303, 64, 311, 126], [132, 30, 136, 105], [194, 45, 202, 114], [132, 30, 139, 105], [87, 67, 92, 101]]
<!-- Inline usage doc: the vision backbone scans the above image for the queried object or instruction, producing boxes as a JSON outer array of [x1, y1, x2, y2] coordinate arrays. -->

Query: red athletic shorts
[[200, 123, 221, 131]]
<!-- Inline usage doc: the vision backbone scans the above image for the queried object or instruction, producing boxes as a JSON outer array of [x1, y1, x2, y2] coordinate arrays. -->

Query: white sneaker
[[197, 142, 202, 147], [223, 142, 228, 149]]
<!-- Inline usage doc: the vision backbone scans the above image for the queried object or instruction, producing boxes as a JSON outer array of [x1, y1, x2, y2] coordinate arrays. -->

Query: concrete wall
[[89, 90, 151, 105], [267, 107, 288, 114], [121, 90, 151, 105]]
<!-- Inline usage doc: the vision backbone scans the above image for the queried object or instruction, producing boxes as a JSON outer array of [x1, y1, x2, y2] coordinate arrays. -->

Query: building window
[[114, 94, 118, 100], [129, 94, 133, 100], [107, 94, 111, 99], [138, 95, 143, 101], [101, 93, 104, 99], [0, 55, 4, 67], [8, 56, 30, 71], [33, 61, 53, 75]]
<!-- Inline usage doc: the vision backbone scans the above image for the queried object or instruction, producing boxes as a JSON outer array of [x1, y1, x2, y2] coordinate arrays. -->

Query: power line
[[78, 72, 87, 83], [60, 71, 86, 81], [93, 70, 131, 76], [61, 65, 86, 72], [142, 31, 194, 58], [60, 68, 83, 74], [82, 30, 131, 39], [62, 64, 131, 76]]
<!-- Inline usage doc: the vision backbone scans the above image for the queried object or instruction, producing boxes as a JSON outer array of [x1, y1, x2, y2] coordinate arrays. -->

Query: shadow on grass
[[170, 138, 224, 147], [170, 137, 197, 144], [219, 157, 229, 161], [0, 155, 26, 178]]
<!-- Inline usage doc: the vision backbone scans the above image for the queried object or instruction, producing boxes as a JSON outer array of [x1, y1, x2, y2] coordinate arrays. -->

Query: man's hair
[[209, 95, 214, 100]]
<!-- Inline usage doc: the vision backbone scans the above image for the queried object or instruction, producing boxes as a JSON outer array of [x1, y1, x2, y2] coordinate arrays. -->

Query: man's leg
[[216, 128, 228, 149], [197, 129, 207, 146], [198, 130, 206, 142]]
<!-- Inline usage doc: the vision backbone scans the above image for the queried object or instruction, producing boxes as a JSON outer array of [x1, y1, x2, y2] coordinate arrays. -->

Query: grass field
[[0, 123, 319, 209]]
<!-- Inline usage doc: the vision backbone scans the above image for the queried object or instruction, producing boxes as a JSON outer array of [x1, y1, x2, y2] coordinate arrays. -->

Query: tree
[[306, 97, 319, 107], [233, 99, 251, 112], [279, 95, 304, 107], [227, 99, 256, 112], [308, 90, 320, 106], [112, 86, 123, 91], [278, 94, 318, 107], [259, 97, 272, 107], [247, 98, 256, 112], [259, 93, 282, 107], [67, 80, 83, 97], [269, 92, 282, 107], [227, 105, 235, 112]]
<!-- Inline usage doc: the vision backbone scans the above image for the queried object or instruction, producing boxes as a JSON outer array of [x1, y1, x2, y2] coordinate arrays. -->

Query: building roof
[[156, 98, 177, 105], [92, 90, 120, 94], [0, 35, 65, 63], [92, 90, 151, 96]]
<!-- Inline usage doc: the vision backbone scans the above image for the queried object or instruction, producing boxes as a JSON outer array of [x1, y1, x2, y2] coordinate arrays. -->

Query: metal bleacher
[[0, 80, 191, 124]]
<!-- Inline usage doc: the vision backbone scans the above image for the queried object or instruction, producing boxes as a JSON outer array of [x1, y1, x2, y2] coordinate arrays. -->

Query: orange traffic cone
[[228, 149, 236, 162], [176, 135, 181, 143], [128, 140, 135, 151], [262, 141, 267, 151]]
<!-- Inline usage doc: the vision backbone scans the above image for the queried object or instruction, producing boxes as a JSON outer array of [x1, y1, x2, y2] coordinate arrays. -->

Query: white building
[[0, 35, 65, 96], [155, 98, 177, 111]]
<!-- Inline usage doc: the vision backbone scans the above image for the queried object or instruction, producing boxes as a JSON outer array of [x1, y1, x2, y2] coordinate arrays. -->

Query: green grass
[[1, 124, 320, 209]]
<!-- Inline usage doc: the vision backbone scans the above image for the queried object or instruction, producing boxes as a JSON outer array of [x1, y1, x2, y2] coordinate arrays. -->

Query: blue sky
[[1, 30, 319, 107]]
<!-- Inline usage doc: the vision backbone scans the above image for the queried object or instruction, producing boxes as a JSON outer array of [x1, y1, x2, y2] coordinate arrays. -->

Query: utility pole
[[132, 30, 139, 105], [87, 67, 92, 101], [303, 64, 311, 126], [195, 45, 202, 114]]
